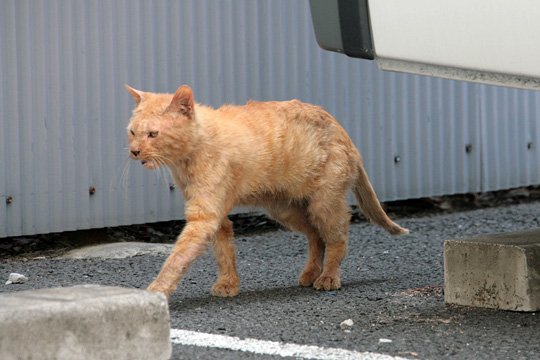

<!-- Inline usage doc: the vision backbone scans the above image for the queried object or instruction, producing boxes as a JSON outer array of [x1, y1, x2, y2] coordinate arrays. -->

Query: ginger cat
[[125, 84, 408, 299]]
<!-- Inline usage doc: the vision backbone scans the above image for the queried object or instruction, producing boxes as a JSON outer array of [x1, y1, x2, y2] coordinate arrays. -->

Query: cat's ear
[[166, 85, 194, 116], [125, 84, 144, 106]]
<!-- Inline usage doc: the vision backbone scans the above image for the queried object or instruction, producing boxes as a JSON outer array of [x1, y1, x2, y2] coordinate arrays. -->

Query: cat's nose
[[131, 150, 140, 157]]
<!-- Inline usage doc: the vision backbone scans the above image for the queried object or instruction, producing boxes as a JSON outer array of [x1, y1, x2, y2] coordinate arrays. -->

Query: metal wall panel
[[1, 0, 539, 237], [480, 86, 540, 191]]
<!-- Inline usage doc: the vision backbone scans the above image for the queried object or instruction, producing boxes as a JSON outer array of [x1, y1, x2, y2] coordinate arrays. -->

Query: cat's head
[[125, 84, 197, 169]]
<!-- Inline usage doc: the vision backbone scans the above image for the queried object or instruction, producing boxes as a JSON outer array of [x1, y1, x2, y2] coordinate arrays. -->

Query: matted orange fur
[[125, 84, 409, 299]]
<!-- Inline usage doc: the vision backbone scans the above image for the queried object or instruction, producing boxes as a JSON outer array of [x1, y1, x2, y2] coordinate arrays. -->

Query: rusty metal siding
[[0, 0, 539, 237]]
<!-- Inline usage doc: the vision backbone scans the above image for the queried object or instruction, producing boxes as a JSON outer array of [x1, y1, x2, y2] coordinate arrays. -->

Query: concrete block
[[444, 229, 540, 311], [0, 285, 171, 360]]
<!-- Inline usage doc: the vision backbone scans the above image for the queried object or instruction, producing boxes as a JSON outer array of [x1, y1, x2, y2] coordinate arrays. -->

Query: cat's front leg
[[211, 218, 240, 297], [147, 214, 222, 299]]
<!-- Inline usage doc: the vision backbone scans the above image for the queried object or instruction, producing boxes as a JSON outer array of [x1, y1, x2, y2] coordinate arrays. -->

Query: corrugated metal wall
[[1, 0, 539, 237]]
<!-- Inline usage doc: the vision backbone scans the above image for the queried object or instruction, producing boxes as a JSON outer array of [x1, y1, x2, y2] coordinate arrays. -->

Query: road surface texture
[[2, 200, 540, 359]]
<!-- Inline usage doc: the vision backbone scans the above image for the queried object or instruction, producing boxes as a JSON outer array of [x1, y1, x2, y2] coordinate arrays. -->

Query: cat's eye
[[129, 129, 135, 135], [148, 131, 159, 138]]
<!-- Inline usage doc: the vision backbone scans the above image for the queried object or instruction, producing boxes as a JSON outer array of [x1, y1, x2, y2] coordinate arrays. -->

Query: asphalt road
[[2, 201, 540, 359]]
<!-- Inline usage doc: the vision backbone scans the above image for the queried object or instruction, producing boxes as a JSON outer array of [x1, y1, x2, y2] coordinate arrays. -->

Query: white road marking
[[170, 329, 409, 360]]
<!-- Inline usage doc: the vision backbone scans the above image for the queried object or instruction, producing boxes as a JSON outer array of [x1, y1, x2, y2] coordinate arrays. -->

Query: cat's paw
[[298, 268, 322, 287], [211, 280, 240, 297], [147, 281, 174, 299], [313, 275, 341, 291]]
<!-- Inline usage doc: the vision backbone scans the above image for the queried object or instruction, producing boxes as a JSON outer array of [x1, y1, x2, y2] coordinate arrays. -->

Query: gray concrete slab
[[61, 242, 173, 259], [445, 229, 540, 311], [0, 285, 171, 360]]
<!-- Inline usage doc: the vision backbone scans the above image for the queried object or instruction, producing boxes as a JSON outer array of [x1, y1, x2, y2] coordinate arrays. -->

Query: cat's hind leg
[[299, 229, 326, 287], [266, 205, 325, 287], [211, 218, 240, 297], [307, 194, 350, 291]]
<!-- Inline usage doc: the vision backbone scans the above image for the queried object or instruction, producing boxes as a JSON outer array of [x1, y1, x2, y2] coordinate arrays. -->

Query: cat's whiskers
[[119, 157, 132, 191], [156, 161, 170, 186], [118, 146, 131, 182], [108, 156, 131, 192], [147, 153, 174, 187], [149, 153, 174, 168]]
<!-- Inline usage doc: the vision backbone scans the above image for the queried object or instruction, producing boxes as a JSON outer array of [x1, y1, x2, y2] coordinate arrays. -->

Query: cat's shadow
[[169, 277, 390, 311]]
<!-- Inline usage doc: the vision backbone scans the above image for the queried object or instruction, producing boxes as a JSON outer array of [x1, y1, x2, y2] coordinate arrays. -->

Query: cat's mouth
[[141, 160, 157, 170]]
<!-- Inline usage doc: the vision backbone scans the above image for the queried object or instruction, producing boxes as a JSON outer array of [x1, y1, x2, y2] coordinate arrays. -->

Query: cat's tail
[[352, 162, 409, 235]]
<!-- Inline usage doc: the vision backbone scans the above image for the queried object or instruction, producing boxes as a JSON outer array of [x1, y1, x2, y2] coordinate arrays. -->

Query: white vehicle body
[[310, 0, 540, 90]]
